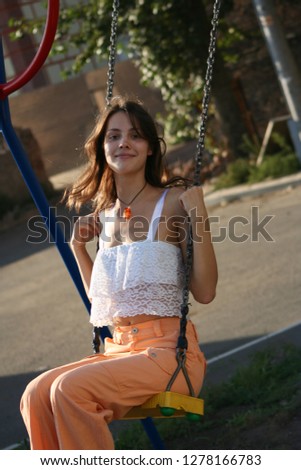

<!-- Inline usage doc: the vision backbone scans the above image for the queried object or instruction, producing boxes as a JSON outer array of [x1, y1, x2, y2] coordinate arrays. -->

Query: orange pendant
[[123, 207, 132, 220]]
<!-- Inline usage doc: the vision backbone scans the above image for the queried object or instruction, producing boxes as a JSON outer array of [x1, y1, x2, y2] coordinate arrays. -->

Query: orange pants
[[20, 317, 206, 450]]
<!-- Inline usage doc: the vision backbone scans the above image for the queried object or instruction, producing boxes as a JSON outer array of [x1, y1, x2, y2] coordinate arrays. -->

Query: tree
[[11, 0, 247, 157]]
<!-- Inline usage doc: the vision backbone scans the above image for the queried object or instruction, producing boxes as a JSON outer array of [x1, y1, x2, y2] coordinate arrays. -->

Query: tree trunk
[[212, 50, 249, 158]]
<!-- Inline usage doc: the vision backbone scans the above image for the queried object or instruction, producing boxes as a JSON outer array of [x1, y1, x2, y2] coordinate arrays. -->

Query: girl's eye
[[131, 132, 141, 139], [105, 131, 142, 141], [107, 133, 120, 141]]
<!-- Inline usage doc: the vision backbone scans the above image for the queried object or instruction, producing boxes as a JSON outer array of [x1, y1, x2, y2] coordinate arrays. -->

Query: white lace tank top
[[89, 189, 185, 327]]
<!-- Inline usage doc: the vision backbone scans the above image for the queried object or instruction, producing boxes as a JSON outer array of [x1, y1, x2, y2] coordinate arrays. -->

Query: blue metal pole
[[142, 418, 165, 450]]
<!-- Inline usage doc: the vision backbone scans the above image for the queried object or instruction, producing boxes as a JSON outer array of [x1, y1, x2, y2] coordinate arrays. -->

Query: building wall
[[7, 61, 165, 179]]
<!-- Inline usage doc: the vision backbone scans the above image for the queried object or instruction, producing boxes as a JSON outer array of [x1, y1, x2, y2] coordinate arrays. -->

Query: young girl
[[20, 96, 217, 450]]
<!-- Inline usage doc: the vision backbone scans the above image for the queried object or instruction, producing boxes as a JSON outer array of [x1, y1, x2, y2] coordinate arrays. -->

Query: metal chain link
[[194, 0, 222, 185], [105, 0, 120, 107], [176, 0, 222, 395], [180, 0, 221, 326]]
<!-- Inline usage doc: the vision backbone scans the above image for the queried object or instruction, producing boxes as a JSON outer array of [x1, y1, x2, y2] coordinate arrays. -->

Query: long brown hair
[[64, 96, 187, 213]]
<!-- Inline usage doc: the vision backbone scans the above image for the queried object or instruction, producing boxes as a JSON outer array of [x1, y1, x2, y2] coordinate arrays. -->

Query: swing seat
[[122, 391, 204, 420]]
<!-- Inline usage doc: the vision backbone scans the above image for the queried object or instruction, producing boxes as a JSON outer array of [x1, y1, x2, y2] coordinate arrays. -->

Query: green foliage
[[8, 1, 243, 145], [216, 21, 245, 65], [215, 133, 301, 189], [115, 422, 152, 450], [214, 158, 251, 189], [248, 153, 300, 183], [207, 345, 301, 410], [249, 133, 300, 183], [239, 134, 261, 159], [162, 77, 205, 143]]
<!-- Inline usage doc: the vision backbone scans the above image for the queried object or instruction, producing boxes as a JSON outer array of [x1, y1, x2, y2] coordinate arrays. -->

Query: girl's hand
[[178, 186, 206, 216], [71, 213, 100, 248]]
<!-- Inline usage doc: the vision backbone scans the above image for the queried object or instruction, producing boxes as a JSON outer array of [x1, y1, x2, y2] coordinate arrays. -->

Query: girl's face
[[103, 111, 152, 177]]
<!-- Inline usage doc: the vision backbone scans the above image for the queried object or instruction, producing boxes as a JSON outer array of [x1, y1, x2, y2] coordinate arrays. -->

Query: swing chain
[[166, 349, 195, 397], [106, 0, 120, 107], [194, 0, 222, 186], [103, 0, 221, 397], [93, 326, 101, 354], [175, 0, 221, 394]]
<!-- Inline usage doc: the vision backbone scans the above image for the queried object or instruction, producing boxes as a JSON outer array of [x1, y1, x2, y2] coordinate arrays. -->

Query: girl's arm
[[179, 186, 218, 304], [70, 213, 101, 297]]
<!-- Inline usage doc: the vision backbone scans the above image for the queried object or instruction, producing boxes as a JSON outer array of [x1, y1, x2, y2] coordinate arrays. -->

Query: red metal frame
[[0, 0, 60, 99]]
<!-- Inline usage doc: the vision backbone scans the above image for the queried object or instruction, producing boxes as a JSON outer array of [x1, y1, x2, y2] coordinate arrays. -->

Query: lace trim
[[89, 240, 185, 297], [89, 240, 185, 327], [90, 282, 183, 327]]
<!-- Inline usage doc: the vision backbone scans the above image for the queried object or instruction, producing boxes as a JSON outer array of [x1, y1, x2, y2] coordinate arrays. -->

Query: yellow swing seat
[[122, 391, 204, 420]]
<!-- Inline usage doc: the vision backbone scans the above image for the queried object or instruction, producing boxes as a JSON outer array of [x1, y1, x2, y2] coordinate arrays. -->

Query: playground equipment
[[0, 0, 221, 449]]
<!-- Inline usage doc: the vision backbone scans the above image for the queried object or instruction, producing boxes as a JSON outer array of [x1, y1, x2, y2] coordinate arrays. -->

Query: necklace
[[117, 182, 147, 220]]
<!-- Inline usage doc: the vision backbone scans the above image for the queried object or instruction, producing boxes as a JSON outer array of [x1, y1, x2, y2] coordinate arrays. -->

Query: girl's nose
[[119, 134, 130, 147]]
